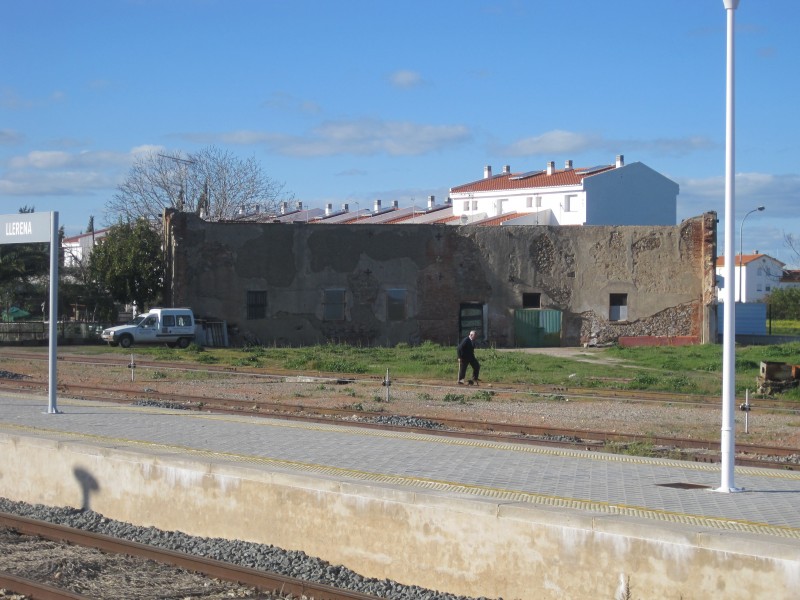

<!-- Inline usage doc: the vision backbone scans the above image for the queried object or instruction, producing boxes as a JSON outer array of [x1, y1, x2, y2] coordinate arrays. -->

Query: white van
[[101, 308, 196, 349]]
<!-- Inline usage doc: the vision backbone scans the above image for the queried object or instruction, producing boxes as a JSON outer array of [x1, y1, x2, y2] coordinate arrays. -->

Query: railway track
[[0, 512, 382, 600]]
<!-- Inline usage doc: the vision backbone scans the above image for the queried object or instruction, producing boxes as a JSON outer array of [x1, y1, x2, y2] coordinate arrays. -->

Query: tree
[[105, 145, 291, 223], [89, 219, 164, 309], [766, 287, 800, 320]]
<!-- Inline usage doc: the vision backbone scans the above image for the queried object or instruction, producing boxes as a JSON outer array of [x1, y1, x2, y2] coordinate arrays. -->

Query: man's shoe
[[467, 380, 474, 386], [457, 380, 465, 385]]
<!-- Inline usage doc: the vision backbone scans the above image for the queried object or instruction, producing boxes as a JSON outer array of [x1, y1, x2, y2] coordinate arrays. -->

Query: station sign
[[0, 212, 54, 244]]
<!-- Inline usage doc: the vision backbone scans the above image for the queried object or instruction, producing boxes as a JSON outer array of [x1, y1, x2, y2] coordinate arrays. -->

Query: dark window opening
[[609, 293, 628, 321], [247, 290, 267, 320], [387, 288, 407, 321], [459, 303, 484, 341], [323, 289, 346, 321], [522, 293, 541, 309]]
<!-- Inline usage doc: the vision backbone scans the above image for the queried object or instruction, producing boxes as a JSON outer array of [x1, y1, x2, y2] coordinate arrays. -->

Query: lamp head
[[757, 206, 765, 212]]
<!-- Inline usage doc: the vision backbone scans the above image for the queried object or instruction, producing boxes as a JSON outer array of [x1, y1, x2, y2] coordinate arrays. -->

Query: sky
[[2, 0, 799, 264]]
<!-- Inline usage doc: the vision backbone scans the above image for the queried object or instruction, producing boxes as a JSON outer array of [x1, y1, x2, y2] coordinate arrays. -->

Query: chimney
[[484, 165, 492, 179], [565, 159, 573, 170], [392, 200, 399, 209], [546, 161, 555, 175], [296, 201, 303, 211], [616, 154, 624, 168], [341, 203, 349, 212], [325, 203, 333, 216], [428, 195, 435, 209], [445, 196, 452, 205], [374, 199, 382, 212], [280, 201, 288, 215], [503, 165, 511, 174]]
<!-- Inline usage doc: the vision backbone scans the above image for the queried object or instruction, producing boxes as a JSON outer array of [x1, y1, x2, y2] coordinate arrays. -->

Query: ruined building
[[163, 210, 717, 347]]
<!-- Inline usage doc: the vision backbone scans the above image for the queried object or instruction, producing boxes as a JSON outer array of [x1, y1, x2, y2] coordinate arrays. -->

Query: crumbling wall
[[163, 210, 716, 347]]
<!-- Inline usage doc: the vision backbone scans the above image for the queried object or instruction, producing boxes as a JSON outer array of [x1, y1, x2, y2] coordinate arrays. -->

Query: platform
[[1, 392, 798, 599]]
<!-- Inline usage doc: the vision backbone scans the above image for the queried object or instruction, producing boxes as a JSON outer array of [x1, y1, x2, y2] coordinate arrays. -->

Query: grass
[[768, 319, 800, 335], [51, 339, 800, 398]]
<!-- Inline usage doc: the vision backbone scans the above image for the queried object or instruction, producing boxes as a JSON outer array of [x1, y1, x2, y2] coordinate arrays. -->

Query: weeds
[[443, 393, 467, 404], [92, 338, 800, 398]]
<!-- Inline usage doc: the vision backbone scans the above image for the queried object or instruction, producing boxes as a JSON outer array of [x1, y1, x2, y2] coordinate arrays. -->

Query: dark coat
[[457, 336, 476, 361]]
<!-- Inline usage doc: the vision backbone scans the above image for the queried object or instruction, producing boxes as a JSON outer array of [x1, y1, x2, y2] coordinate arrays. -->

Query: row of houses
[[228, 154, 678, 228]]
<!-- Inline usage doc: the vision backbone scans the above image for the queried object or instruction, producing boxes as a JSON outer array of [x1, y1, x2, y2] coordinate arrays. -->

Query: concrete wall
[[3, 433, 797, 600], [163, 211, 717, 347]]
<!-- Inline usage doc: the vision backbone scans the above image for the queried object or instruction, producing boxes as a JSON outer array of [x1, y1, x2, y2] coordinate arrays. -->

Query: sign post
[[0, 211, 60, 413]]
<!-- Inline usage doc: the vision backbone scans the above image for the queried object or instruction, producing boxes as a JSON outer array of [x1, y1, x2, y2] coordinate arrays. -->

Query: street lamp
[[718, 0, 741, 494], [738, 205, 765, 302]]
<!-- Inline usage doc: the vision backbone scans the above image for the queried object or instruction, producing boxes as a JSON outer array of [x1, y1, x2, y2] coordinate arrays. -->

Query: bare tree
[[105, 146, 291, 223], [786, 233, 800, 267]]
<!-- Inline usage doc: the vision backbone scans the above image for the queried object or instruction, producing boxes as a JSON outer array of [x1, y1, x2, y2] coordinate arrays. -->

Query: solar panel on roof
[[575, 165, 610, 175], [509, 169, 544, 180]]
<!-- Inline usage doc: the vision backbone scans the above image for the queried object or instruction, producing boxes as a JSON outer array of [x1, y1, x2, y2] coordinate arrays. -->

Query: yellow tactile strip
[[2, 409, 799, 541]]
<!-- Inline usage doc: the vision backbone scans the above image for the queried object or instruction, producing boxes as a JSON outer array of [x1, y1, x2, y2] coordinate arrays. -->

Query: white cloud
[[677, 171, 800, 265], [499, 130, 715, 158], [500, 130, 598, 156], [389, 70, 423, 89], [0, 169, 119, 196], [0, 147, 148, 197], [131, 144, 165, 157], [178, 119, 471, 157], [8, 149, 132, 170]]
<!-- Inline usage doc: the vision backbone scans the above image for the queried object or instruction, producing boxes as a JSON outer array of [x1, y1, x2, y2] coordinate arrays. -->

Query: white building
[[715, 253, 785, 303], [61, 227, 110, 268], [448, 155, 678, 226]]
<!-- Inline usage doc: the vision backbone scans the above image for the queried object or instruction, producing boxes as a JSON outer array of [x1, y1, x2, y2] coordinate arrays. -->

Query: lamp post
[[738, 205, 765, 303], [718, 0, 741, 494]]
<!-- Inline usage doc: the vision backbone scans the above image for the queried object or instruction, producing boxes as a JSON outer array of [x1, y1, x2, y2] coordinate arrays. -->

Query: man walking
[[457, 330, 481, 385]]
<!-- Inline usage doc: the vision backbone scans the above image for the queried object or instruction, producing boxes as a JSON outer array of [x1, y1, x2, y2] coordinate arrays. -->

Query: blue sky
[[2, 1, 799, 264]]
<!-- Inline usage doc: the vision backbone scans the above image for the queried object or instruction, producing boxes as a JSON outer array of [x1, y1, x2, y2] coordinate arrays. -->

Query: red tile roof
[[475, 212, 521, 226], [450, 165, 615, 193], [715, 253, 784, 267]]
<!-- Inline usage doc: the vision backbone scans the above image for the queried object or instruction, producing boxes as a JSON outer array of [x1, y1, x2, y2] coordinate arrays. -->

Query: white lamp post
[[718, 0, 741, 493], [738, 205, 765, 303]]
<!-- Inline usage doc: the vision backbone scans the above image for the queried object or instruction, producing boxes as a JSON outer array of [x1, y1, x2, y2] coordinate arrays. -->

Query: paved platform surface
[[2, 393, 800, 540]]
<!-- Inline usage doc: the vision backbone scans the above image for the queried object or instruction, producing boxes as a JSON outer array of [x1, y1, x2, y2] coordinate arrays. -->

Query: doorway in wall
[[459, 303, 484, 341]]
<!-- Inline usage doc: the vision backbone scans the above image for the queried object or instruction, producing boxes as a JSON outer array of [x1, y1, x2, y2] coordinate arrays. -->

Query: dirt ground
[[1, 348, 798, 451]]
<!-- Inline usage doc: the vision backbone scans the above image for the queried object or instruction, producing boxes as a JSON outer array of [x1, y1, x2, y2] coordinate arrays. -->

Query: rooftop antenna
[[159, 154, 197, 211]]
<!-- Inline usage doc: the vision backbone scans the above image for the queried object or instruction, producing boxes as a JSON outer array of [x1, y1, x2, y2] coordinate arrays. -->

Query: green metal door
[[514, 309, 562, 347]]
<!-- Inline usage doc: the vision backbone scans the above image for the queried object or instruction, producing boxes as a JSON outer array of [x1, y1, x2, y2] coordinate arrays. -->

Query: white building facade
[[448, 155, 678, 226], [715, 253, 785, 303], [61, 228, 109, 268]]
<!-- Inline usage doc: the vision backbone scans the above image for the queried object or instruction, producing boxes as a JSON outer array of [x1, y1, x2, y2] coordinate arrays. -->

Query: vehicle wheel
[[119, 335, 133, 349], [176, 337, 190, 349]]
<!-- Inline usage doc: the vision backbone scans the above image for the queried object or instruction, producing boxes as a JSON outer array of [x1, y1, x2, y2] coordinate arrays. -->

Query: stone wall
[[163, 211, 717, 347]]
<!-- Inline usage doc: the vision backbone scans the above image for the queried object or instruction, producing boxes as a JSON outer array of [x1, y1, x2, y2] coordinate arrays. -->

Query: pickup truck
[[101, 308, 196, 349]]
